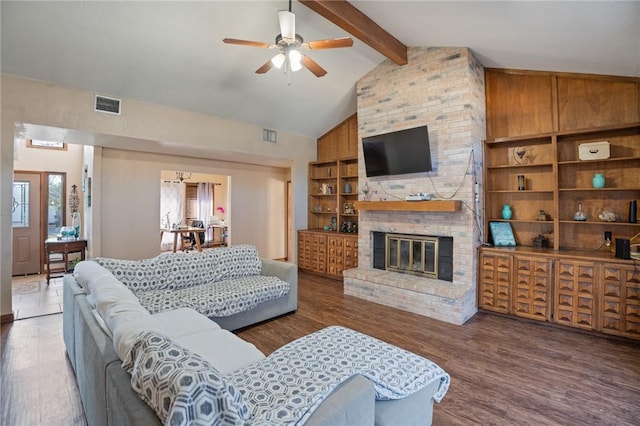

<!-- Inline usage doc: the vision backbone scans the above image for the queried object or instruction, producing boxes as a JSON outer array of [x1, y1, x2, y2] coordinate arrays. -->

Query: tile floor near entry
[[11, 274, 63, 319]]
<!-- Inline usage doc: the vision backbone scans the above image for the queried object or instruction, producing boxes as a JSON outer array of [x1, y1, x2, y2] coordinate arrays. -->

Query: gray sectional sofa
[[63, 244, 449, 425], [91, 244, 297, 331]]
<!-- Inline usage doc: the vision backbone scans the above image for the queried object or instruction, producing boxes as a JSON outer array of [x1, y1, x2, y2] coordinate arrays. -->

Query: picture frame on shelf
[[489, 221, 516, 246]]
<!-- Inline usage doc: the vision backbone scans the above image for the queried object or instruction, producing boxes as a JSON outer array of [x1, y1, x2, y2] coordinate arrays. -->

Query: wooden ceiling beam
[[299, 0, 407, 66]]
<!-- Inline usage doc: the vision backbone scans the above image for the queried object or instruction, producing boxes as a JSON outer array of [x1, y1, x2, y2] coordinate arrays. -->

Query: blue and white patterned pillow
[[122, 331, 250, 426]]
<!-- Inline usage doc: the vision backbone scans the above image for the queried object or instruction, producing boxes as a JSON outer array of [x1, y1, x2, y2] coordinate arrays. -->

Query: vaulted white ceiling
[[2, 1, 639, 140]]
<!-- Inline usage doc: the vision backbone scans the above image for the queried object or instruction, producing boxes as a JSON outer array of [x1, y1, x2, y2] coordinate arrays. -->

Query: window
[[47, 173, 65, 238], [11, 181, 29, 227], [27, 139, 66, 150]]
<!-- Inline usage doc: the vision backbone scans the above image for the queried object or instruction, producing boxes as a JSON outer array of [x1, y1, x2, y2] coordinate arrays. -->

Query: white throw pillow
[[73, 260, 113, 293], [172, 329, 265, 374]]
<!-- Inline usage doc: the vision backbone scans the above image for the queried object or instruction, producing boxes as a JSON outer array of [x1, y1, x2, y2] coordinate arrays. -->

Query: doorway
[[12, 171, 68, 319], [12, 172, 41, 275]]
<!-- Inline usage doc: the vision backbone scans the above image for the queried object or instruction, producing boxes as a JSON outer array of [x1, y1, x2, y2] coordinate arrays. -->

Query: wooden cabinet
[[484, 69, 640, 251], [303, 114, 359, 280], [308, 157, 359, 231], [327, 234, 358, 277], [486, 69, 639, 140], [298, 230, 357, 279], [513, 255, 552, 321], [600, 263, 640, 339], [554, 259, 597, 330], [479, 251, 511, 314], [479, 247, 640, 340], [316, 113, 358, 162], [298, 230, 327, 275], [480, 69, 640, 340]]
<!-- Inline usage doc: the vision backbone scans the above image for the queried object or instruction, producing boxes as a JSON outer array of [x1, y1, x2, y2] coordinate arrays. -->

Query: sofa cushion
[[152, 307, 222, 337], [122, 331, 250, 426], [172, 329, 265, 374]]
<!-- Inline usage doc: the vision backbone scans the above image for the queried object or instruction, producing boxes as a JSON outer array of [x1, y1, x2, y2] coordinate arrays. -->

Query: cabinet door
[[513, 255, 551, 321], [557, 77, 640, 131], [344, 236, 358, 270], [554, 260, 596, 330], [600, 263, 640, 339], [327, 236, 344, 276], [298, 232, 312, 271], [478, 252, 511, 314], [312, 234, 327, 273], [485, 70, 554, 139]]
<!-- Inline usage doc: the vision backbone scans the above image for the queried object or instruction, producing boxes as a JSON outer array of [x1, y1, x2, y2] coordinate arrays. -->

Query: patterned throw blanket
[[230, 326, 450, 425], [95, 245, 290, 318], [124, 327, 450, 426]]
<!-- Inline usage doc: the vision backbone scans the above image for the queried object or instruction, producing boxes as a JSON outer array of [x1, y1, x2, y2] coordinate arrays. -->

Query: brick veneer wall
[[343, 47, 486, 325]]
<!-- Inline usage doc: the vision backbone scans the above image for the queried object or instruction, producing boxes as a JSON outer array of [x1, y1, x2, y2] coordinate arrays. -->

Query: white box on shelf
[[578, 141, 610, 160]]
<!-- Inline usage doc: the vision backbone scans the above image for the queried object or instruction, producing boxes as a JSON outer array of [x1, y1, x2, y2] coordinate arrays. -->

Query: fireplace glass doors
[[386, 233, 438, 278]]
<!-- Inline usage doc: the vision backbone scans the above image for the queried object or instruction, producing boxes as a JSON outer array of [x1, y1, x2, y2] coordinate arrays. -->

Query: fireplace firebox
[[372, 232, 453, 281]]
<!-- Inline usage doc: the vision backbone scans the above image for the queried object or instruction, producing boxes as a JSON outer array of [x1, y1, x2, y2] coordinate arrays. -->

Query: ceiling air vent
[[94, 95, 121, 115]]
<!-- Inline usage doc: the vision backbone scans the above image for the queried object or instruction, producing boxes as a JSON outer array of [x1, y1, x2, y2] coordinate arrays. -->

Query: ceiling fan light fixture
[[288, 49, 302, 72], [271, 53, 285, 69]]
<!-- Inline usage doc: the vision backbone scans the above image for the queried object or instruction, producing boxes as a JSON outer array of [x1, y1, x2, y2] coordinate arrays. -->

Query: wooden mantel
[[354, 200, 461, 212]]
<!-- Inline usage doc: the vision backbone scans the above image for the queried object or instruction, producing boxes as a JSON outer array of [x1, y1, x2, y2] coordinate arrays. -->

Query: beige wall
[[98, 148, 289, 260], [1, 74, 315, 319]]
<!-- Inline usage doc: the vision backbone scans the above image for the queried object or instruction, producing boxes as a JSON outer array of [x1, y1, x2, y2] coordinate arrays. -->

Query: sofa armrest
[[260, 258, 297, 286]]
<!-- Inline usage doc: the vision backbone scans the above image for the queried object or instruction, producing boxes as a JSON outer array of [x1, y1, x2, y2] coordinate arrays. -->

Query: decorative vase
[[72, 211, 81, 238], [344, 182, 352, 193], [573, 201, 587, 221], [501, 205, 512, 220], [592, 173, 605, 188], [60, 226, 76, 240]]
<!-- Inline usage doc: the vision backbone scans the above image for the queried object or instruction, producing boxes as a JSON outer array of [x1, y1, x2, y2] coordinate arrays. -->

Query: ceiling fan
[[223, 0, 353, 77]]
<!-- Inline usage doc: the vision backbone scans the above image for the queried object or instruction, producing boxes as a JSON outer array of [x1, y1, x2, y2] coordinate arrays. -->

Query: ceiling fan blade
[[223, 38, 272, 48], [301, 55, 327, 77], [305, 37, 354, 50], [278, 10, 295, 40], [255, 59, 274, 74]]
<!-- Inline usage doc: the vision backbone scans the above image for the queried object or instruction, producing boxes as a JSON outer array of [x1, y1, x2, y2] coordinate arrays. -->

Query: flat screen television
[[362, 125, 432, 177]]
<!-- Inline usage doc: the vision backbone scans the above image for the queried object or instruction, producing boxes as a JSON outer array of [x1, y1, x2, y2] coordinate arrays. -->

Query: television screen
[[362, 125, 432, 177]]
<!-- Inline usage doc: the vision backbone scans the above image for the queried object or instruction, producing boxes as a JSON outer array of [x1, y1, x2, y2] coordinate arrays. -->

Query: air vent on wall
[[94, 95, 121, 115], [263, 129, 277, 143]]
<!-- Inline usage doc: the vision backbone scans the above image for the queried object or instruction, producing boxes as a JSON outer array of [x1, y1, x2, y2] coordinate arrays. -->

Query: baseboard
[[1, 312, 15, 323]]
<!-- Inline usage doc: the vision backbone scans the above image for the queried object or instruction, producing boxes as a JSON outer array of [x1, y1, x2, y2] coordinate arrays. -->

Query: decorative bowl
[[598, 210, 619, 222]]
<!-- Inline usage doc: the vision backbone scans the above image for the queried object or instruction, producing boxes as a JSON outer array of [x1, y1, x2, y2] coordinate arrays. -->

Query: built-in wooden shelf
[[354, 200, 461, 212]]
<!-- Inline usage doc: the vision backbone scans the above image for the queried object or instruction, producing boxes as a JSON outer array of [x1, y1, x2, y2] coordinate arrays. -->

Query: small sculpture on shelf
[[536, 210, 548, 221], [513, 146, 530, 165], [343, 202, 355, 215]]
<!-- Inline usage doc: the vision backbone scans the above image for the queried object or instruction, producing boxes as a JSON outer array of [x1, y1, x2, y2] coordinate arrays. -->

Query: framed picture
[[489, 221, 516, 247]]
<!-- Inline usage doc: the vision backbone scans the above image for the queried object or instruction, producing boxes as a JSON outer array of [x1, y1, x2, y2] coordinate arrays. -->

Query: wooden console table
[[44, 238, 87, 285]]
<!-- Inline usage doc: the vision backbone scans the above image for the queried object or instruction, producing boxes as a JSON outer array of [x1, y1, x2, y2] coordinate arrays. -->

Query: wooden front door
[[12, 172, 41, 275]]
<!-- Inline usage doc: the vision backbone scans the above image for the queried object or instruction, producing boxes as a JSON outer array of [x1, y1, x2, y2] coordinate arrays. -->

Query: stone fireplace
[[343, 47, 486, 325]]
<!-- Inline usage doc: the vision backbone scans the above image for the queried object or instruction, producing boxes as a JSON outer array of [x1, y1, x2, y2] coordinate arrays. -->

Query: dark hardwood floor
[[2, 271, 639, 425]]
